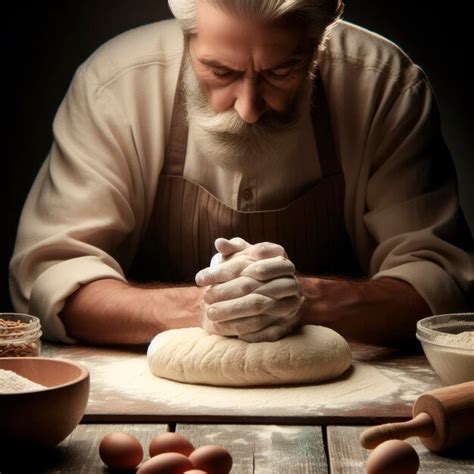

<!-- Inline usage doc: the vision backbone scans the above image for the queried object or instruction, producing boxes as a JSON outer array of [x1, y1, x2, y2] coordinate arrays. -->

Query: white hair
[[168, 0, 344, 42]]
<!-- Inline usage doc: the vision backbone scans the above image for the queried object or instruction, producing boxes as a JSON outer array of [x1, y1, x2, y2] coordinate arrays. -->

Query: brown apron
[[129, 60, 361, 283]]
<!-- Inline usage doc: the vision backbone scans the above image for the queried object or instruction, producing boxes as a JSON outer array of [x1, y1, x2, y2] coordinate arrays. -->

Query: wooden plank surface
[[327, 426, 474, 473], [2, 423, 471, 473], [41, 342, 442, 423], [177, 424, 328, 474], [0, 423, 169, 473]]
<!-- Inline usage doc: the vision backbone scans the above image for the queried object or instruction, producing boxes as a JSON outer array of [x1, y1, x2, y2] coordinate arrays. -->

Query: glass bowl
[[416, 313, 474, 385], [0, 313, 42, 357]]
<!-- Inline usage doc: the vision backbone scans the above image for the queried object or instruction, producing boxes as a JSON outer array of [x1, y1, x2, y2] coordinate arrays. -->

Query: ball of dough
[[147, 325, 351, 387]]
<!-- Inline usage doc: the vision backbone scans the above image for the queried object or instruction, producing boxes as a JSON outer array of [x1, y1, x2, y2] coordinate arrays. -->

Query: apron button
[[242, 188, 254, 201]]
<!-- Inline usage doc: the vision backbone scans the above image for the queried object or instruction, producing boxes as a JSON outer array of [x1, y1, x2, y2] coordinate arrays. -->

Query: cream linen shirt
[[10, 19, 473, 342]]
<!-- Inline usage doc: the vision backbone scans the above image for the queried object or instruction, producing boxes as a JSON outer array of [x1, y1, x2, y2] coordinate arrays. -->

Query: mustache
[[192, 104, 300, 138], [193, 104, 298, 143]]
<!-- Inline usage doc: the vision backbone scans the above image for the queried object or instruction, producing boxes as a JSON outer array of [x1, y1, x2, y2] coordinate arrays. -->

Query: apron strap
[[163, 56, 341, 179], [311, 69, 342, 177], [162, 54, 188, 176]]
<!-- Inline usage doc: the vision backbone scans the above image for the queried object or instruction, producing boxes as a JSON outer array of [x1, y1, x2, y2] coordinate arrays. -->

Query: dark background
[[3, 1, 473, 310]]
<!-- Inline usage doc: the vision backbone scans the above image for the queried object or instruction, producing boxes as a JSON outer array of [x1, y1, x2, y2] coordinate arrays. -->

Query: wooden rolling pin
[[360, 381, 474, 452]]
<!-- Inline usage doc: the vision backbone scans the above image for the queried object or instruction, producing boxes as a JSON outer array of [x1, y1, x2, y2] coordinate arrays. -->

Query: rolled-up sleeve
[[362, 76, 473, 313], [9, 64, 141, 342]]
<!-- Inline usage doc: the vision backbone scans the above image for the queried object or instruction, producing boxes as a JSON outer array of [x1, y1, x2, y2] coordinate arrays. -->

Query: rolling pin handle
[[360, 412, 435, 449]]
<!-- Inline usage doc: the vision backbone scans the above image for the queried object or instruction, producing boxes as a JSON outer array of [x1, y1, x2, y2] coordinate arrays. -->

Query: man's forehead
[[193, 1, 310, 69]]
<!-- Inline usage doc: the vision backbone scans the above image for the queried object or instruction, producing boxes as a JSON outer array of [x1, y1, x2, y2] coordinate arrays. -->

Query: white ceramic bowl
[[416, 313, 474, 385]]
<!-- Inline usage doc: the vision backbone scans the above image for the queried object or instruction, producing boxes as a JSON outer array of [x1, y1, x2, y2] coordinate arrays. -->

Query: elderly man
[[10, 0, 473, 345]]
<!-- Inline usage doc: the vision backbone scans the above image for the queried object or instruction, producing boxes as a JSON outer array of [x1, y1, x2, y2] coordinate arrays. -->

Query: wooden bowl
[[0, 357, 90, 448]]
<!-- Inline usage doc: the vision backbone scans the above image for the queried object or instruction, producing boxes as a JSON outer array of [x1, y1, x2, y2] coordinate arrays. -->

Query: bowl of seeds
[[0, 313, 42, 357]]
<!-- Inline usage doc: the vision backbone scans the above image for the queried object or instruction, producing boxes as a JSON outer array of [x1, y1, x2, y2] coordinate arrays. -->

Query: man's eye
[[264, 69, 293, 80], [211, 69, 234, 79]]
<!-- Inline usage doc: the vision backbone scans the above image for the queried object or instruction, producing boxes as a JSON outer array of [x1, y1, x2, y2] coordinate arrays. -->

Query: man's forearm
[[298, 276, 432, 346], [60, 278, 203, 345], [59, 273, 431, 346]]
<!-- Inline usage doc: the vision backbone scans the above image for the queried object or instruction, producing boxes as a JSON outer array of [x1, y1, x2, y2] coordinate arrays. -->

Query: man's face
[[188, 1, 313, 124], [183, 1, 315, 169]]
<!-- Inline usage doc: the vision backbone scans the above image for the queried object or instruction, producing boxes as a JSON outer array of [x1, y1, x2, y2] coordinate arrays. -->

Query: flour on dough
[[147, 325, 351, 387]]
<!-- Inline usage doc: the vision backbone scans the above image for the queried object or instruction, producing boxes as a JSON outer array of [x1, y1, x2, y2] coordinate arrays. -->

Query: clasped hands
[[195, 237, 304, 342]]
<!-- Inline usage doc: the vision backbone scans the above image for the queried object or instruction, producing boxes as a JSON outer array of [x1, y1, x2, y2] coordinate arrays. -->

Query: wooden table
[[1, 341, 473, 473]]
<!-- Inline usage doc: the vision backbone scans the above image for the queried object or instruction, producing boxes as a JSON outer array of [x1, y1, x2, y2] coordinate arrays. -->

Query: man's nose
[[234, 77, 265, 124]]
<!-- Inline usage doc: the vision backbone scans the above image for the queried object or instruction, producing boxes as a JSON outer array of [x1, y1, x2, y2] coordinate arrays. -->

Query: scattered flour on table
[[0, 369, 46, 393], [432, 331, 474, 350], [89, 356, 431, 416]]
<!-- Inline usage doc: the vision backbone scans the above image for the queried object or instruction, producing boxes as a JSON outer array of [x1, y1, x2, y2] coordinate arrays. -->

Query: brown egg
[[367, 439, 420, 474], [188, 445, 233, 474], [99, 431, 144, 470], [137, 452, 194, 473], [149, 432, 195, 457]]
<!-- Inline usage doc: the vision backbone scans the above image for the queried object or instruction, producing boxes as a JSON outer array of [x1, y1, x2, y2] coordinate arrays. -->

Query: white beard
[[182, 50, 313, 171]]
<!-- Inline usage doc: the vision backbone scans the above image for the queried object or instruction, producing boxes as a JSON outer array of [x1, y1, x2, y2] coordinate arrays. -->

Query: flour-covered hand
[[215, 237, 288, 261], [196, 255, 295, 287], [196, 238, 304, 342]]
